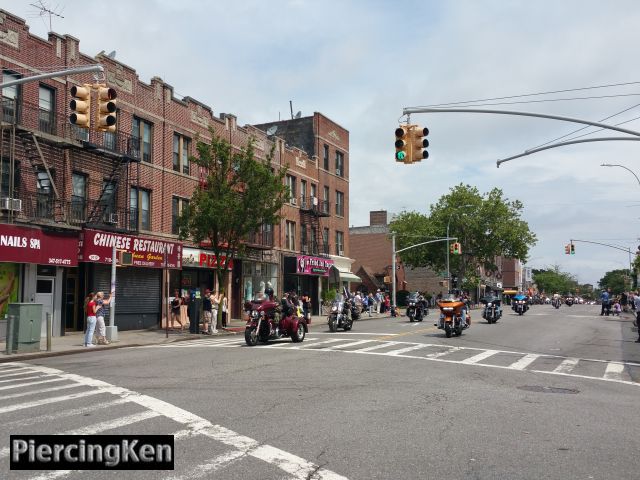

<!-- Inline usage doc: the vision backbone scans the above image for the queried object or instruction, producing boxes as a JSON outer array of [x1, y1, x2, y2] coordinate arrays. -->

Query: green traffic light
[[396, 151, 406, 160]]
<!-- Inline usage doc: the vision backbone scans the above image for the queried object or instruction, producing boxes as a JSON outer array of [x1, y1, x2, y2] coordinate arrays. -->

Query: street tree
[[178, 130, 289, 328], [390, 184, 537, 292], [598, 269, 631, 294], [532, 266, 578, 295]]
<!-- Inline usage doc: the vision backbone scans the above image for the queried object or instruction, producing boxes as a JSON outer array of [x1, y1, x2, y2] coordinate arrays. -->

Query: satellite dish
[[107, 50, 116, 59], [266, 125, 278, 136], [294, 111, 302, 119]]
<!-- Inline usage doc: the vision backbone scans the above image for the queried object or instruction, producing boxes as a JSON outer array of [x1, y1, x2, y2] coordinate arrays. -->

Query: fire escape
[[299, 194, 330, 257]]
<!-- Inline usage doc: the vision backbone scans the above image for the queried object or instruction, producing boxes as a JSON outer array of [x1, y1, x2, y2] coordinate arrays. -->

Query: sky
[[4, 0, 640, 286]]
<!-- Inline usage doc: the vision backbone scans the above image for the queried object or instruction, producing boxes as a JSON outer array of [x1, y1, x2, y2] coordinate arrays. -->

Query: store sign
[[182, 247, 233, 270], [79, 229, 182, 269], [0, 224, 78, 266], [296, 255, 334, 276]]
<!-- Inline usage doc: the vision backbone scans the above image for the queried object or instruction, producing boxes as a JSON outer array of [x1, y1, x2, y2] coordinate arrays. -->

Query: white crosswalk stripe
[[0, 362, 348, 479]]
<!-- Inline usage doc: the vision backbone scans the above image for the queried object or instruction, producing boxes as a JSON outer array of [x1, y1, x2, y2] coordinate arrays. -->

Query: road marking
[[311, 332, 399, 336], [553, 358, 580, 374], [376, 326, 436, 340], [508, 353, 541, 370], [325, 340, 372, 350], [288, 338, 344, 349], [0, 377, 65, 391], [604, 362, 626, 381], [425, 347, 461, 359], [0, 389, 104, 414], [0, 367, 33, 378], [460, 349, 500, 365], [0, 382, 83, 400], [0, 373, 52, 384], [355, 341, 401, 352], [386, 344, 429, 356], [1, 362, 348, 480], [166, 450, 248, 480]]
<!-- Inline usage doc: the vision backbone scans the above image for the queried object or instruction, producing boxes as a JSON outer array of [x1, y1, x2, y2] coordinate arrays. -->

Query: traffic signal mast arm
[[568, 238, 632, 254]]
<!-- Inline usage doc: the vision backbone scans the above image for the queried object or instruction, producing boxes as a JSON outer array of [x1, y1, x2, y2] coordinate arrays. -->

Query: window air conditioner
[[312, 196, 318, 206], [336, 169, 341, 175], [0, 197, 22, 212], [339, 250, 344, 256], [105, 213, 119, 224], [290, 198, 297, 206]]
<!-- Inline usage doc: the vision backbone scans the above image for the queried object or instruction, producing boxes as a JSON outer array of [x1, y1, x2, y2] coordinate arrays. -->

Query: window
[[172, 196, 189, 235], [310, 183, 317, 200], [101, 181, 116, 218], [335, 231, 344, 256], [300, 180, 307, 206], [335, 190, 344, 216], [36, 170, 54, 218], [301, 225, 308, 253], [286, 175, 297, 203], [2, 70, 20, 122], [38, 85, 54, 134], [323, 186, 329, 201], [71, 173, 86, 223], [173, 133, 191, 175], [323, 144, 329, 170], [132, 117, 153, 162], [103, 109, 119, 151], [335, 151, 344, 177], [285, 221, 296, 250], [323, 228, 329, 255], [311, 226, 318, 254], [130, 187, 151, 230]]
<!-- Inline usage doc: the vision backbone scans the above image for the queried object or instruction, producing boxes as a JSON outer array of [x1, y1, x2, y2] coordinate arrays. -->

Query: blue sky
[[4, 0, 640, 286]]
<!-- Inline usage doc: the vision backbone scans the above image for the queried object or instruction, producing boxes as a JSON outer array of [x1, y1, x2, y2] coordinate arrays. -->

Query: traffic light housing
[[395, 126, 410, 163], [451, 242, 461, 255], [564, 244, 570, 254], [97, 86, 117, 132], [570, 243, 575, 255], [449, 243, 455, 254], [411, 126, 429, 162], [69, 84, 91, 128]]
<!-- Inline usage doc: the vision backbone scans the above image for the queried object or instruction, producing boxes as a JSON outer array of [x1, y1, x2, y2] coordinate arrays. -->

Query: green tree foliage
[[179, 130, 289, 327], [390, 184, 537, 290], [598, 269, 631, 294], [533, 266, 578, 295]]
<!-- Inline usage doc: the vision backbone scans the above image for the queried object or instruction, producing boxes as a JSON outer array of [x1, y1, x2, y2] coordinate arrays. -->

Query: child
[[613, 301, 622, 316]]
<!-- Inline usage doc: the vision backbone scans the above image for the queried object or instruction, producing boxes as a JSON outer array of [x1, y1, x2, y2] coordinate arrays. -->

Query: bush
[[322, 288, 337, 303]]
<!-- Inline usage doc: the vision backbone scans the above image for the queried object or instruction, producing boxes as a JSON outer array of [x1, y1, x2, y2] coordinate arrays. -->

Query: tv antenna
[[29, 1, 65, 32], [266, 125, 278, 136]]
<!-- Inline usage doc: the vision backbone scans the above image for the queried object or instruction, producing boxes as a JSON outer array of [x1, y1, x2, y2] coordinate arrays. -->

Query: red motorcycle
[[244, 294, 307, 346]]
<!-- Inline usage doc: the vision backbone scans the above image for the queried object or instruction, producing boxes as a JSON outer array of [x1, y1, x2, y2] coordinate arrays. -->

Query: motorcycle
[[406, 292, 428, 322], [436, 294, 470, 337], [244, 294, 307, 346], [328, 294, 353, 332], [551, 297, 561, 309], [565, 297, 574, 307], [512, 294, 529, 316], [481, 295, 502, 324]]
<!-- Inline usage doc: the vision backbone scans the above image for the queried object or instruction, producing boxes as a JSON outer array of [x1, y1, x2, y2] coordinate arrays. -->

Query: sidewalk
[[0, 311, 392, 363]]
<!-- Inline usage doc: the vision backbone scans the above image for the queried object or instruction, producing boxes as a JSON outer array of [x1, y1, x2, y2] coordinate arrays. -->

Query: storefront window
[[242, 261, 278, 301]]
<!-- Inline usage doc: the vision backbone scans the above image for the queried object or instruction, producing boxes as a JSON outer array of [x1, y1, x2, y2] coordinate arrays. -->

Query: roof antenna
[[28, 1, 64, 32], [290, 100, 294, 120]]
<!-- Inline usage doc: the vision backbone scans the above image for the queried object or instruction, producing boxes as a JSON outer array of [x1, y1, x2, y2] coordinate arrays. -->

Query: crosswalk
[[0, 362, 348, 479], [148, 336, 640, 387]]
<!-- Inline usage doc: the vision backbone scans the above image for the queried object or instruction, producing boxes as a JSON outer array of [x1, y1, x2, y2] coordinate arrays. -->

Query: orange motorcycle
[[436, 294, 470, 338]]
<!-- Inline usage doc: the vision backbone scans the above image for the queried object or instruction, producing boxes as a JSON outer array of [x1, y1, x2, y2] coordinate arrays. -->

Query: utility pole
[[0, 65, 104, 89], [392, 232, 397, 311]]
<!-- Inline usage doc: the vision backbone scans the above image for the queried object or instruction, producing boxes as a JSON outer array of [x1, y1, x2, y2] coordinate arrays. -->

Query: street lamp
[[600, 163, 640, 188], [446, 204, 474, 292]]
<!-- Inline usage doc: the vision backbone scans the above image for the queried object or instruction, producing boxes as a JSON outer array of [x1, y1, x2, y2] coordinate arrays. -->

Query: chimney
[[370, 210, 388, 226]]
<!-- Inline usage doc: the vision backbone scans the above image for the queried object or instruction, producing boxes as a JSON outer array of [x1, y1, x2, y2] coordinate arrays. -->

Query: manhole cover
[[517, 385, 579, 394]]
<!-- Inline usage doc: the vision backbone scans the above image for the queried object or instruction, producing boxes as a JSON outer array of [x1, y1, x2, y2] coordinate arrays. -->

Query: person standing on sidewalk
[[367, 293, 375, 316], [221, 290, 228, 328], [94, 291, 114, 345], [635, 292, 640, 343], [202, 289, 212, 334], [600, 288, 611, 315], [84, 293, 97, 348], [210, 289, 221, 334]]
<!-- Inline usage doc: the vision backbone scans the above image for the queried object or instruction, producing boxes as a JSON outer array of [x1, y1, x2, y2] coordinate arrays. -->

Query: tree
[[533, 266, 577, 295], [390, 184, 537, 292], [179, 130, 289, 328], [598, 269, 631, 294]]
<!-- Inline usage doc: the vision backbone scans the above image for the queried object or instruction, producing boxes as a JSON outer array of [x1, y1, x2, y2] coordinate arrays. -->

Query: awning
[[340, 271, 361, 282]]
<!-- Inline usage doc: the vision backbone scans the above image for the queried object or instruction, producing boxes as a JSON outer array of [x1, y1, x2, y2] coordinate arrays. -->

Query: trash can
[[7, 303, 43, 353]]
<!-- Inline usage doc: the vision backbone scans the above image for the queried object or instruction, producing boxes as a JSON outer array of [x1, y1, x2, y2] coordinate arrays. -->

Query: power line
[[429, 92, 640, 109], [421, 80, 640, 108]]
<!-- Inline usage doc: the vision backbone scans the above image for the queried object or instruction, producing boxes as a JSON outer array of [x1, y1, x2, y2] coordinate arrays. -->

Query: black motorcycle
[[551, 297, 561, 309], [481, 296, 502, 324], [565, 297, 574, 307], [406, 292, 428, 322]]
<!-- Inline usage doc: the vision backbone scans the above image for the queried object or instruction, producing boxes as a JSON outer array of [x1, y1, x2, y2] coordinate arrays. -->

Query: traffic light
[[570, 243, 575, 255], [564, 244, 570, 254], [395, 126, 411, 163], [96, 85, 117, 132], [411, 126, 429, 162], [452, 242, 461, 255], [69, 84, 91, 128], [449, 243, 455, 254]]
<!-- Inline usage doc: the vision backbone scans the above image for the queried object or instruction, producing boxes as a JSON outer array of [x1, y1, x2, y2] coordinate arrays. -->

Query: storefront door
[[35, 277, 54, 337]]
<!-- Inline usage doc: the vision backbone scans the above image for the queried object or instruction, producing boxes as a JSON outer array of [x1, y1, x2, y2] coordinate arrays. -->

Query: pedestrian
[[171, 289, 184, 331], [202, 288, 212, 334], [210, 289, 220, 333], [221, 290, 228, 328], [367, 293, 375, 316], [384, 294, 390, 314], [94, 291, 114, 345], [613, 300, 622, 316], [634, 291, 640, 342], [621, 291, 628, 312], [301, 292, 311, 324], [375, 290, 382, 313], [84, 292, 97, 348], [600, 288, 610, 315]]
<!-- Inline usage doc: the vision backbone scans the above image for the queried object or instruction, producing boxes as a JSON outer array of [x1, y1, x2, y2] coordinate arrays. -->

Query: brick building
[[0, 9, 355, 336]]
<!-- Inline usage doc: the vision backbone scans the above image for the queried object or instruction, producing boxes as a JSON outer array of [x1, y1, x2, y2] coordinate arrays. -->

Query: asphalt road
[[2, 304, 639, 479]]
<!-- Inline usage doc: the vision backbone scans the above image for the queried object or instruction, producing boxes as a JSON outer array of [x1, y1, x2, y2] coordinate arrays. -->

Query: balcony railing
[[245, 228, 275, 249], [0, 98, 141, 161], [2, 194, 137, 232], [299, 196, 330, 216]]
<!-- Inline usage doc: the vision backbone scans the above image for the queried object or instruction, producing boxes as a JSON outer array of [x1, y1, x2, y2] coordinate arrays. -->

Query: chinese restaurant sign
[[296, 255, 334, 276], [0, 224, 78, 266], [79, 229, 182, 269]]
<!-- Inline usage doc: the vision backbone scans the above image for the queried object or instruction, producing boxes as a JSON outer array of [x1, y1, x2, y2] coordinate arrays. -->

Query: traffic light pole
[[568, 238, 634, 271], [391, 234, 457, 310], [0, 65, 104, 88]]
